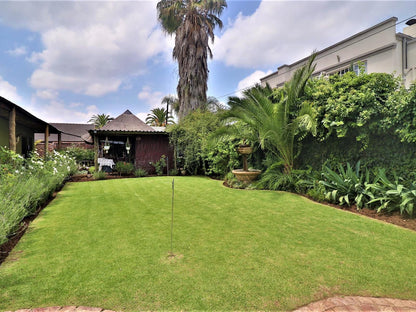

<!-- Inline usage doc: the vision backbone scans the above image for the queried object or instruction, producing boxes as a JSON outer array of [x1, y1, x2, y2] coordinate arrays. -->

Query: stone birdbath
[[232, 145, 261, 183]]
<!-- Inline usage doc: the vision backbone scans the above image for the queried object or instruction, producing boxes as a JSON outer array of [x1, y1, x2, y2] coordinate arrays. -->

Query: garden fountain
[[232, 145, 261, 183]]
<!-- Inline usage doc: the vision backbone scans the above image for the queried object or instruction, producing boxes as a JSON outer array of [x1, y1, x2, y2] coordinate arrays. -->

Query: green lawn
[[1, 177, 416, 311]]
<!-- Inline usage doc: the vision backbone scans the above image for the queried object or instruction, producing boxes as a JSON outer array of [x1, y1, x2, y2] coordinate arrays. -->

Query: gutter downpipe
[[402, 37, 407, 84]]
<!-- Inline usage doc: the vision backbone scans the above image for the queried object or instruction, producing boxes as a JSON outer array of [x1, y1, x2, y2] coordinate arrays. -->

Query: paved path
[[6, 297, 416, 312], [293, 296, 416, 311]]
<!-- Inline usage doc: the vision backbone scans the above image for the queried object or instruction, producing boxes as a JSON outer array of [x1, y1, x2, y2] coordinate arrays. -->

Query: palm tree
[[157, 0, 227, 120], [161, 95, 179, 119], [146, 107, 174, 126], [88, 114, 114, 129], [201, 96, 226, 113], [221, 54, 318, 174]]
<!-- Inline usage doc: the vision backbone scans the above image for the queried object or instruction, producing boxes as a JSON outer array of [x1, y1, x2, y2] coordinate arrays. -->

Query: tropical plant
[[202, 96, 226, 113], [145, 107, 174, 126], [157, 0, 227, 119], [221, 54, 317, 174], [366, 169, 416, 216], [162, 95, 179, 118], [319, 162, 371, 208], [88, 114, 114, 129]]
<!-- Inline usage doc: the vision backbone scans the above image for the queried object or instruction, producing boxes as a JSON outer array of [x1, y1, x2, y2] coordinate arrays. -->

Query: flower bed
[[0, 147, 77, 245]]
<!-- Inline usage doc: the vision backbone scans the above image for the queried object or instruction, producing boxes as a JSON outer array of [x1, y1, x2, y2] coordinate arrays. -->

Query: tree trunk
[[8, 107, 16, 152]]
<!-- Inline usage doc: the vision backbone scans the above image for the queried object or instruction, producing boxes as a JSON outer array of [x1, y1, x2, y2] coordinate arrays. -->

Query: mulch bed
[[1, 178, 415, 267]]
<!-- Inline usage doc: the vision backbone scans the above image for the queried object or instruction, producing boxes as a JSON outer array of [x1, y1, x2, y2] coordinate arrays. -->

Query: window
[[333, 60, 367, 76]]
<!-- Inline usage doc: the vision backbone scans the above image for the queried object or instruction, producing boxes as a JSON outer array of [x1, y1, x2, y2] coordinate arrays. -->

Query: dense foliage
[[0, 147, 77, 244], [168, 110, 239, 177], [65, 145, 94, 162], [297, 72, 416, 177], [115, 161, 135, 176]]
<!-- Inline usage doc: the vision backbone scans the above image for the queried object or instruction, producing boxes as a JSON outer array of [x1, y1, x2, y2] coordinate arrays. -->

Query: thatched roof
[[99, 110, 156, 132]]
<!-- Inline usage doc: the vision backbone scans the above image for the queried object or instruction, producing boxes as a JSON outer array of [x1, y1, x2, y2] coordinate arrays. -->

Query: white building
[[260, 17, 416, 88]]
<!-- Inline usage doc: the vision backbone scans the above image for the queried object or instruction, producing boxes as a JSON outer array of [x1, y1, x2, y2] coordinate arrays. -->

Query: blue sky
[[0, 0, 414, 123]]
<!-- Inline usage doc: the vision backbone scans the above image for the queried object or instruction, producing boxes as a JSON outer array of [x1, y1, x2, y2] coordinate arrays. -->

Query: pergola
[[0, 96, 60, 156]]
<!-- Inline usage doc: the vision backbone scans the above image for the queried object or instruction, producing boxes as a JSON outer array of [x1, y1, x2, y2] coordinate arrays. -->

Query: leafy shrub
[[256, 161, 313, 193], [115, 162, 135, 176], [169, 110, 239, 177], [65, 146, 94, 162], [152, 155, 166, 176], [168, 169, 178, 176], [93, 171, 107, 180], [306, 181, 326, 202], [89, 166, 96, 174], [134, 168, 148, 177], [224, 171, 245, 189]]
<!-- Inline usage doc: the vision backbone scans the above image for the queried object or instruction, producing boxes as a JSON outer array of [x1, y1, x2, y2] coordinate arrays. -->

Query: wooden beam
[[94, 133, 98, 170], [9, 107, 16, 152], [57, 132, 62, 150], [44, 125, 49, 158]]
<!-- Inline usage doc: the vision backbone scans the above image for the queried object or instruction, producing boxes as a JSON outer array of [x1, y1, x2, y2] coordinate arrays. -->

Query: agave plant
[[366, 169, 416, 216], [319, 161, 371, 208]]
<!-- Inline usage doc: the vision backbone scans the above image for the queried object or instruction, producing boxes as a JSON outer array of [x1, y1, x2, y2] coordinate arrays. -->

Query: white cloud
[[0, 1, 172, 97], [136, 112, 148, 123], [236, 70, 272, 97], [0, 76, 22, 103], [28, 98, 99, 123], [35, 89, 59, 100], [214, 1, 412, 69], [6, 46, 27, 57], [138, 86, 164, 110]]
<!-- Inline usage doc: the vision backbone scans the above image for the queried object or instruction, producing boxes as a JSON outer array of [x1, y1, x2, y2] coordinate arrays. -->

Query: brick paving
[[293, 296, 416, 312], [6, 297, 416, 312]]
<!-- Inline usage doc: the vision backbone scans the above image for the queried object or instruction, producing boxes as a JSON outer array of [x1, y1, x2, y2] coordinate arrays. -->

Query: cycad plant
[[220, 54, 317, 174]]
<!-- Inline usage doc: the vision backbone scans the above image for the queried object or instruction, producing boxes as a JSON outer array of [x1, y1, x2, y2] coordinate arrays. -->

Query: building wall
[[15, 122, 35, 157], [261, 18, 405, 88], [0, 115, 35, 156], [0, 117, 8, 148], [405, 40, 416, 87], [36, 141, 93, 157], [134, 134, 174, 174]]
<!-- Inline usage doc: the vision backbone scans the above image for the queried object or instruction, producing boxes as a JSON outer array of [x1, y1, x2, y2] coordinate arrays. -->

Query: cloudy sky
[[0, 0, 414, 123]]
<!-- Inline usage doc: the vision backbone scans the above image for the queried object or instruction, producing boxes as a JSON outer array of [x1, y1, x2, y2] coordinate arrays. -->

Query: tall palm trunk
[[174, 15, 208, 119]]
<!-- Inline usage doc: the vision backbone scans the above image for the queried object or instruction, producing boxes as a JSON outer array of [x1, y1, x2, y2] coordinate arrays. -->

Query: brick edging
[[293, 296, 416, 311]]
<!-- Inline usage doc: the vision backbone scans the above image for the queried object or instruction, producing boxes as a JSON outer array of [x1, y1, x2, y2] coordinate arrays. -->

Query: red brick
[[59, 307, 77, 312], [32, 308, 61, 312], [75, 308, 102, 312]]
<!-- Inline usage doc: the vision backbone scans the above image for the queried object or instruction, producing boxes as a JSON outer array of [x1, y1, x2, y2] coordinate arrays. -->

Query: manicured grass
[[1, 177, 416, 311]]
